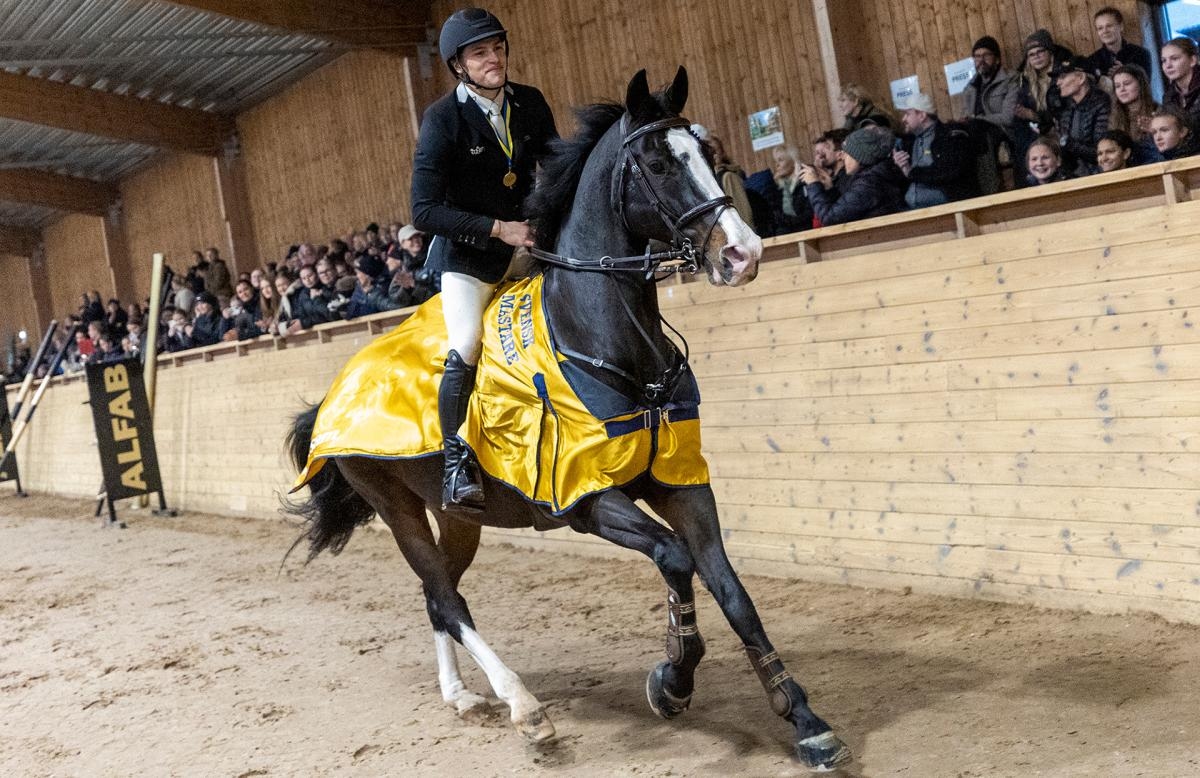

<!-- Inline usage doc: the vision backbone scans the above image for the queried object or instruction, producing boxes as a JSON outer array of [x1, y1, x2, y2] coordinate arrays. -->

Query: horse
[[284, 67, 850, 771]]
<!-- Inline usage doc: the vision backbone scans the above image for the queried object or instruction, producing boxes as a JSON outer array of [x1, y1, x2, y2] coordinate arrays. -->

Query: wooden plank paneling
[[430, 0, 832, 177], [121, 152, 226, 299], [0, 254, 39, 344], [837, 0, 1142, 118], [42, 213, 110, 322], [238, 49, 419, 266]]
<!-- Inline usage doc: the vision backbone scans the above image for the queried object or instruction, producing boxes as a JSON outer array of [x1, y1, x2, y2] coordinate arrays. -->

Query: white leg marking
[[433, 630, 488, 715], [458, 625, 543, 723]]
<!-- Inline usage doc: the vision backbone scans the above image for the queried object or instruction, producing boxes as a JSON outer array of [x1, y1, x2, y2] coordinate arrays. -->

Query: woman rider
[[411, 8, 558, 512]]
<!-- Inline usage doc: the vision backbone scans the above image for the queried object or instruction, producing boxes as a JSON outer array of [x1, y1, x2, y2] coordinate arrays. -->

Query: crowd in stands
[[5, 222, 437, 382], [693, 8, 1200, 234]]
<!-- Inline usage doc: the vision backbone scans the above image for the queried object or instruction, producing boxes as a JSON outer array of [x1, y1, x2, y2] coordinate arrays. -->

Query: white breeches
[[441, 271, 498, 365]]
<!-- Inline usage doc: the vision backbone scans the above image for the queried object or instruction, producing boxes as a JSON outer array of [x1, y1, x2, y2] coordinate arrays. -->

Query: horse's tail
[[282, 401, 375, 564]]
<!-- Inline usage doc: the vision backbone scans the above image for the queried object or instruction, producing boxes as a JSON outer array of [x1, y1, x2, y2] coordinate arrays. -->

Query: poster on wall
[[748, 106, 783, 151], [944, 57, 976, 96], [890, 75, 920, 109]]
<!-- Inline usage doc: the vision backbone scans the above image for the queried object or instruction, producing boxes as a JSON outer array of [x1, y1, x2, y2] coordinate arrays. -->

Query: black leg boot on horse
[[440, 350, 485, 513]]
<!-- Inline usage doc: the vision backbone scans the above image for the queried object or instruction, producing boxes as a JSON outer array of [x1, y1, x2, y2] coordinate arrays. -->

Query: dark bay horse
[[286, 67, 850, 771]]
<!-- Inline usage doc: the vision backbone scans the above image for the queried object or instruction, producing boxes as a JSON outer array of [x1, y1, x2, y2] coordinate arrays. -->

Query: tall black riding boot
[[439, 349, 485, 513]]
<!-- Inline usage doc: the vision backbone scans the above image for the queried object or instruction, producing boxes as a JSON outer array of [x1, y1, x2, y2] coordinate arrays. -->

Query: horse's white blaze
[[458, 625, 543, 722], [665, 128, 763, 284]]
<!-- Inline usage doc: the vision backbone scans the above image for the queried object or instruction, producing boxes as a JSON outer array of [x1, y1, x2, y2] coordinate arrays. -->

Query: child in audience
[[1109, 64, 1161, 164], [1096, 130, 1135, 173], [1025, 137, 1068, 185], [1149, 107, 1200, 160], [1161, 37, 1200, 129]]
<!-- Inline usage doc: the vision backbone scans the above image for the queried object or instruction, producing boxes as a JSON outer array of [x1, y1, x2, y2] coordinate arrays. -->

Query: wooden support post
[[955, 210, 981, 239], [810, 0, 842, 128], [213, 134, 260, 278], [798, 239, 822, 265], [102, 204, 136, 305], [1163, 172, 1191, 206], [27, 244, 53, 335]]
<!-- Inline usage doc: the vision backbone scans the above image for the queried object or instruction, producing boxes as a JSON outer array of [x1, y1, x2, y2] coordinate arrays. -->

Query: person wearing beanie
[[344, 252, 401, 320], [893, 92, 977, 208], [800, 125, 906, 226], [1013, 29, 1074, 186], [1086, 6, 1152, 80], [961, 35, 1018, 135]]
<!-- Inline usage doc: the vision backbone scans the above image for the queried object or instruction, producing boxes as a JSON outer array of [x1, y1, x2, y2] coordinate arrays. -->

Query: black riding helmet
[[438, 8, 508, 81]]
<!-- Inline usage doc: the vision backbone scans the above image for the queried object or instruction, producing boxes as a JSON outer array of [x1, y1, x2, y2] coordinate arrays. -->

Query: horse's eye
[[647, 160, 668, 175]]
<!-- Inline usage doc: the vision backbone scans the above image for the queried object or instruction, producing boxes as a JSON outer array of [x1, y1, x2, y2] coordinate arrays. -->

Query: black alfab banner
[[0, 390, 18, 484], [86, 358, 163, 500]]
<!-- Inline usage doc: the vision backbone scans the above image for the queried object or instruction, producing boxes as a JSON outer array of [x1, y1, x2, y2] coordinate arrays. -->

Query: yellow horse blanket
[[294, 275, 708, 514]]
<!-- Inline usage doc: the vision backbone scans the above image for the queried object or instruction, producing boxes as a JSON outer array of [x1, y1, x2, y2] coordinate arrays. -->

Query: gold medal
[[503, 170, 517, 188]]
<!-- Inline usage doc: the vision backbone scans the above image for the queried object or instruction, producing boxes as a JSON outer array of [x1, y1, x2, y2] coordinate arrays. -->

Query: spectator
[[187, 291, 223, 347], [74, 328, 95, 362], [1096, 130, 1135, 173], [204, 247, 235, 305], [1025, 137, 1068, 186], [1109, 65, 1162, 165], [396, 224, 428, 269], [1162, 38, 1200, 130], [837, 83, 895, 131], [79, 291, 104, 325], [297, 242, 319, 267], [893, 92, 976, 208], [801, 125, 906, 226], [1013, 29, 1072, 186], [223, 280, 263, 341], [185, 250, 208, 293], [765, 145, 812, 235], [345, 254, 399, 319], [104, 298, 128, 337], [961, 36, 1018, 136], [165, 310, 191, 352], [1052, 56, 1111, 177], [272, 268, 301, 334], [1150, 107, 1200, 160], [293, 265, 335, 328], [385, 243, 437, 308], [691, 124, 757, 233], [812, 129, 850, 196], [1087, 7, 1153, 82], [170, 274, 194, 316]]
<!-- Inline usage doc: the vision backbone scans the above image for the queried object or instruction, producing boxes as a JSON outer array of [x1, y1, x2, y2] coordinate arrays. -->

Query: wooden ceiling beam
[[0, 70, 235, 154], [166, 1, 430, 52], [0, 168, 118, 216], [0, 226, 40, 256]]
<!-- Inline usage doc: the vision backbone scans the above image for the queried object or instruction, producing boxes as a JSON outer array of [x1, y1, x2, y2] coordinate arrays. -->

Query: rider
[[411, 8, 558, 512]]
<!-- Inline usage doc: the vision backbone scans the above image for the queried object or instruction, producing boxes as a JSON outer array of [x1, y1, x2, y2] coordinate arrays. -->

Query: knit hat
[[842, 125, 894, 167], [1024, 29, 1054, 53], [900, 92, 936, 114], [354, 253, 386, 278], [972, 36, 1001, 57]]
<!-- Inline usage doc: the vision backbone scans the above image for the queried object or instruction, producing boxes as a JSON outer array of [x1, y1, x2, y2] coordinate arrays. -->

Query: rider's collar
[[456, 81, 513, 105]]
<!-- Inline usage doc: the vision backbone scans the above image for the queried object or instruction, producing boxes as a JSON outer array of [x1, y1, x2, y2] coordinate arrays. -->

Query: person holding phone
[[801, 125, 906, 226]]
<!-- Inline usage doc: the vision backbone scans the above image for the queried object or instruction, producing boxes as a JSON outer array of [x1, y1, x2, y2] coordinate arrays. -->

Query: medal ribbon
[[490, 98, 515, 184]]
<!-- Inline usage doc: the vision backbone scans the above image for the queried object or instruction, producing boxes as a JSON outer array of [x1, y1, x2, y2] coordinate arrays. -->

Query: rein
[[535, 115, 728, 405]]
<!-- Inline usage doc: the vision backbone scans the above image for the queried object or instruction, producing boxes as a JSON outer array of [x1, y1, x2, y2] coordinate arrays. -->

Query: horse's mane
[[526, 101, 625, 250]]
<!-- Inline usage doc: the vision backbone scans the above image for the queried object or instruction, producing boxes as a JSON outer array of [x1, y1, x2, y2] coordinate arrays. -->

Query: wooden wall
[[120, 151, 226, 296], [11, 184, 1200, 623], [0, 254, 38, 345], [832, 0, 1147, 121], [430, 0, 834, 175], [42, 213, 110, 321], [238, 49, 419, 266]]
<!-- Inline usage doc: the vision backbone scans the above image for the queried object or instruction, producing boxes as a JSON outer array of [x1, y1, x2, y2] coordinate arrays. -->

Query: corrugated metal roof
[[0, 198, 61, 228], [0, 116, 156, 180], [0, 0, 376, 232], [0, 0, 342, 113]]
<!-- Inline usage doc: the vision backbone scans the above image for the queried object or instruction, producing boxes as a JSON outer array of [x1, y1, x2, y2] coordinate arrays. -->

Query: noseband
[[530, 116, 732, 277]]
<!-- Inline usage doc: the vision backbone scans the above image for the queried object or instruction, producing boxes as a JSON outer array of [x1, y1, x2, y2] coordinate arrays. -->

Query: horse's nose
[[720, 234, 762, 286]]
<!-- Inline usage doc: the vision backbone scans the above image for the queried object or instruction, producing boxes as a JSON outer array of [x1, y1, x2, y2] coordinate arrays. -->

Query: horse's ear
[[625, 69, 651, 118], [664, 66, 688, 114]]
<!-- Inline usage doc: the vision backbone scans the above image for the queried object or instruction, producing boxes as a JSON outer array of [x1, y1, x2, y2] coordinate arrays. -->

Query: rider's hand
[[493, 220, 535, 248]]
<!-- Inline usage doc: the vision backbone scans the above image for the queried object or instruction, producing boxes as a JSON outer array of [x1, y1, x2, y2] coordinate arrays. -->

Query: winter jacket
[[293, 285, 336, 329], [960, 68, 1019, 133], [804, 161, 907, 227], [1055, 86, 1112, 177], [900, 121, 978, 204]]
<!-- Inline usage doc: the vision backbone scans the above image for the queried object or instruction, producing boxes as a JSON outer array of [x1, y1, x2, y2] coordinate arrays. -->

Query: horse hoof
[[454, 693, 492, 721], [514, 708, 556, 743], [795, 731, 852, 772], [645, 661, 691, 719]]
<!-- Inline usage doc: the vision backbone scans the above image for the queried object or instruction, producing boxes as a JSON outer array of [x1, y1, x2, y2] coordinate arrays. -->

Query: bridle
[[532, 115, 733, 405], [530, 116, 732, 278]]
